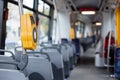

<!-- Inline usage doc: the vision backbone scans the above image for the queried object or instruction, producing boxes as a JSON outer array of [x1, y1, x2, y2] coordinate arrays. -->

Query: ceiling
[[72, 0, 103, 10], [70, 0, 117, 24], [70, 0, 104, 24]]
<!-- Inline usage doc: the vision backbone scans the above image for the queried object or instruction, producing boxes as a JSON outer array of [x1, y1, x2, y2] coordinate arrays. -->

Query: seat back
[[70, 43, 76, 65], [0, 50, 27, 80], [26, 52, 53, 80], [41, 47, 64, 80], [60, 44, 70, 78], [0, 50, 17, 70], [0, 55, 17, 69], [72, 38, 80, 54], [65, 43, 74, 70]]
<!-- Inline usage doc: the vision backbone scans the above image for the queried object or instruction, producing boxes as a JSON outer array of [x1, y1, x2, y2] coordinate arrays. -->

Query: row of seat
[[0, 41, 76, 80]]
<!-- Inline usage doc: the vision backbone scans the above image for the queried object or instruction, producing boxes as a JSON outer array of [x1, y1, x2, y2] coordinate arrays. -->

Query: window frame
[[8, 0, 51, 18]]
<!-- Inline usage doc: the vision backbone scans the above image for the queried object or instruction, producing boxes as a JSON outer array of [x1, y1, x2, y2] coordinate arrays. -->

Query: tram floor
[[68, 48, 115, 80]]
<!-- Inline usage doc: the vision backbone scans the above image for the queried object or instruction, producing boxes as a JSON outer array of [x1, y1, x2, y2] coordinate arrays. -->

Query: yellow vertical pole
[[116, 7, 120, 47]]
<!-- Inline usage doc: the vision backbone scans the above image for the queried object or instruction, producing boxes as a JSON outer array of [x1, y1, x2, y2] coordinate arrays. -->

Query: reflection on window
[[23, 0, 34, 8], [38, 15, 49, 43], [38, 0, 44, 12], [44, 3, 50, 15], [23, 8, 33, 14], [6, 3, 21, 54]]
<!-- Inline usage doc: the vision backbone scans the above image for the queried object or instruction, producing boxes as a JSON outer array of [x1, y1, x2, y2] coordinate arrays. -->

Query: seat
[[70, 42, 76, 65], [14, 48, 53, 80], [0, 50, 17, 69], [0, 69, 27, 80], [66, 43, 74, 70], [60, 44, 70, 78], [0, 49, 27, 80], [26, 52, 53, 80], [0, 55, 17, 69], [65, 43, 74, 70], [41, 47, 64, 80]]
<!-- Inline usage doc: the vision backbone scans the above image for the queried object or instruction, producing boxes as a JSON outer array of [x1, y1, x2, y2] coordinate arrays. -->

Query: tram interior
[[0, 0, 119, 80]]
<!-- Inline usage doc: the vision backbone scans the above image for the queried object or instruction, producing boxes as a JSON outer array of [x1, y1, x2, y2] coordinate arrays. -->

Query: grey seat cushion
[[0, 69, 27, 80]]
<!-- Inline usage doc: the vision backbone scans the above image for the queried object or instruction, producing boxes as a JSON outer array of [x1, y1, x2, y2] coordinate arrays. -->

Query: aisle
[[68, 48, 115, 80]]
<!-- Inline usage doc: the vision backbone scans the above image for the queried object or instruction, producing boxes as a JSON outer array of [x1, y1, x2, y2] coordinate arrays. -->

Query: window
[[38, 0, 50, 16], [38, 0, 44, 12], [5, 3, 21, 54], [23, 8, 33, 14], [6, 1, 51, 54], [38, 15, 49, 43], [44, 3, 50, 15], [37, 0, 51, 43], [75, 21, 85, 38], [23, 0, 34, 8], [80, 23, 85, 35]]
